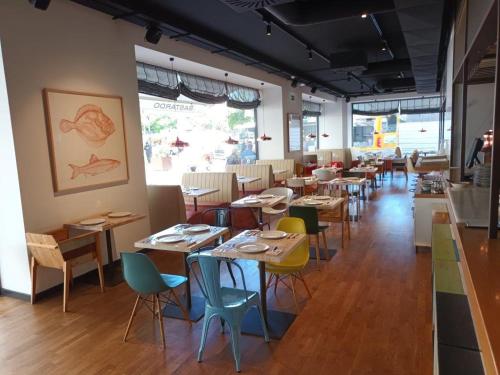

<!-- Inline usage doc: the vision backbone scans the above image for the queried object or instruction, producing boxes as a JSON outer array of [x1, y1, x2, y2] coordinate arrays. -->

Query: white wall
[[257, 86, 285, 159], [319, 101, 346, 149], [0, 0, 150, 292], [465, 83, 494, 161], [0, 41, 31, 294]]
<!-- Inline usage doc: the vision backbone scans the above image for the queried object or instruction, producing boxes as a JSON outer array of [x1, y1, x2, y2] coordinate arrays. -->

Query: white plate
[[108, 211, 132, 218], [184, 224, 210, 233], [257, 194, 275, 199], [243, 198, 262, 204], [303, 200, 323, 206], [235, 242, 270, 253], [312, 196, 330, 200], [259, 230, 287, 239], [79, 217, 106, 226], [156, 234, 186, 243], [189, 186, 199, 190]]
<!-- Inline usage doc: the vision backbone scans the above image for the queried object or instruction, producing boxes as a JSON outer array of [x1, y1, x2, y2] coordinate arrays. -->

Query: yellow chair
[[265, 217, 312, 312]]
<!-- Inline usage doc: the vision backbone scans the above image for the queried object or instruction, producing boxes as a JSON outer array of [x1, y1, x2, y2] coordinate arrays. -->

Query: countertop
[[447, 188, 500, 373], [447, 187, 499, 227]]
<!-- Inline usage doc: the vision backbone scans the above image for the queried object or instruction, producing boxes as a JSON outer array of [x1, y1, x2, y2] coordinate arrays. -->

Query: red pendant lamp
[[170, 136, 189, 148], [225, 136, 239, 145]]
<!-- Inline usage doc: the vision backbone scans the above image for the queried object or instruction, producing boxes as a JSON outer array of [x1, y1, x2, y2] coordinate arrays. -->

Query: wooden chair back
[[26, 232, 64, 269]]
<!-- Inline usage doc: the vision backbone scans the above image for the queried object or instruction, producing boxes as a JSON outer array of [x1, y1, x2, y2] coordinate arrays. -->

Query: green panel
[[432, 224, 457, 261], [434, 260, 464, 295]]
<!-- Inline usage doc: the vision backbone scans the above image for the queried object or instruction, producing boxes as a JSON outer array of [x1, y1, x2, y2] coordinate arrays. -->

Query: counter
[[446, 187, 500, 374]]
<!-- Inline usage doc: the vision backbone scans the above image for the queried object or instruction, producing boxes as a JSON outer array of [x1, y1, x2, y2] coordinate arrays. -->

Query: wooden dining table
[[134, 224, 230, 321], [329, 177, 366, 221], [209, 229, 307, 339], [182, 187, 219, 211], [231, 195, 285, 227], [65, 212, 146, 286], [237, 176, 261, 195]]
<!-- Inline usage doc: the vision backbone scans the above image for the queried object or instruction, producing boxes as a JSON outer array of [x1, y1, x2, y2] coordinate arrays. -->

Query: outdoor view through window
[[140, 94, 257, 185]]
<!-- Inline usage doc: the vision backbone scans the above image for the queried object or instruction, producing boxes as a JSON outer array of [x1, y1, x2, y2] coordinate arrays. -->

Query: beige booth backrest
[[182, 172, 238, 203], [226, 164, 274, 191], [256, 159, 295, 179], [304, 149, 353, 168], [147, 185, 187, 233]]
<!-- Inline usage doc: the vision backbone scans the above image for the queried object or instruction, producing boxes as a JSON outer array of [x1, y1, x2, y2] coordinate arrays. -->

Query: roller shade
[[399, 97, 441, 114], [302, 100, 322, 116], [136, 62, 260, 109], [352, 100, 399, 116]]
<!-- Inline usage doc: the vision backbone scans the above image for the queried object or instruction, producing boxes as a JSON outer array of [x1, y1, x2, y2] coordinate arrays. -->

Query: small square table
[[209, 229, 307, 339], [183, 187, 219, 211], [236, 176, 261, 195], [134, 224, 230, 321], [329, 177, 366, 221], [65, 212, 146, 286], [231, 195, 285, 226]]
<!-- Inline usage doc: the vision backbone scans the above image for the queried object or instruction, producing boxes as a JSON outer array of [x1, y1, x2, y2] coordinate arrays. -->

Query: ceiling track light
[[291, 78, 298, 88], [30, 0, 51, 10], [307, 47, 313, 61], [145, 24, 162, 44], [311, 87, 317, 94], [266, 21, 272, 36]]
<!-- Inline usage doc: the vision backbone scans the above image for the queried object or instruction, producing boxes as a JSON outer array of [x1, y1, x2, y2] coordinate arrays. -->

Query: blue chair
[[121, 252, 190, 349], [187, 253, 269, 372]]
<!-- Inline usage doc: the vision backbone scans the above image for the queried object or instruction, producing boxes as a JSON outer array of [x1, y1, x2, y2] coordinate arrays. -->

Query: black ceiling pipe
[[266, 0, 394, 26], [376, 77, 416, 91], [361, 59, 412, 77]]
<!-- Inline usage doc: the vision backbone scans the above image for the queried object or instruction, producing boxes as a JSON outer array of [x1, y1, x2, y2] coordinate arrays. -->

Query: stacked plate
[[184, 224, 210, 234], [473, 165, 491, 187]]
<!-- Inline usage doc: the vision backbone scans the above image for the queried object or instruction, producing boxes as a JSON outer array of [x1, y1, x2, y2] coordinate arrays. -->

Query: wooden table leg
[[194, 197, 198, 212]]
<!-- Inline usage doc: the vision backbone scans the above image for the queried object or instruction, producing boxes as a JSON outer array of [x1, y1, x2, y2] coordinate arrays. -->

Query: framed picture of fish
[[42, 89, 129, 194]]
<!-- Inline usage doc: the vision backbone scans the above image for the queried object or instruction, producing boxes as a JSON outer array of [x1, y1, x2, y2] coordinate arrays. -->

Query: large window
[[351, 97, 441, 155], [140, 94, 257, 185], [303, 115, 319, 151]]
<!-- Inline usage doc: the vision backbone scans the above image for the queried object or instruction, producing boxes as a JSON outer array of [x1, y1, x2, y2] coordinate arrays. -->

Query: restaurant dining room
[[1, 0, 499, 374]]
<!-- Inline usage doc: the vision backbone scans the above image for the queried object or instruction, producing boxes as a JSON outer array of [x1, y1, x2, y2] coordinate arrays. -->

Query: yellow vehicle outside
[[357, 116, 399, 152]]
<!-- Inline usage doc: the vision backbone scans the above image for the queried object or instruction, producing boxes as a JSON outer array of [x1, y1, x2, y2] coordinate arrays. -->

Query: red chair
[[331, 161, 344, 169], [351, 160, 361, 168]]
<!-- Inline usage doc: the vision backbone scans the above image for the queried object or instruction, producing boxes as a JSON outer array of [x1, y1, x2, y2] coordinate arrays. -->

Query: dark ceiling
[[71, 0, 453, 98]]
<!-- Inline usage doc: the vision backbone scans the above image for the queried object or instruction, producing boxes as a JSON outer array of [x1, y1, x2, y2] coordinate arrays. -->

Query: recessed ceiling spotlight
[[361, 13, 368, 18], [145, 24, 162, 44], [381, 47, 387, 51], [261, 82, 264, 86], [266, 21, 272, 36], [299, 83, 306, 87]]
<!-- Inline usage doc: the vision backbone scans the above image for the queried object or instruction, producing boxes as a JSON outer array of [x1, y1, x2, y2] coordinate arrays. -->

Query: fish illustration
[[60, 104, 115, 147], [69, 154, 120, 179]]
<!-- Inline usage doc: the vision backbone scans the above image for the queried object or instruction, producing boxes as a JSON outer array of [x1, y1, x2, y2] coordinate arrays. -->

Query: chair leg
[[314, 235, 321, 269], [341, 221, 345, 249], [63, 262, 71, 313], [257, 303, 270, 343], [290, 276, 300, 313], [321, 231, 329, 260], [273, 274, 279, 294], [95, 258, 104, 293], [156, 294, 166, 349], [123, 295, 141, 342], [266, 273, 274, 290], [298, 272, 312, 298], [170, 289, 192, 326], [228, 323, 242, 372], [226, 262, 237, 287], [198, 313, 215, 362], [346, 218, 351, 239], [30, 258, 37, 305]]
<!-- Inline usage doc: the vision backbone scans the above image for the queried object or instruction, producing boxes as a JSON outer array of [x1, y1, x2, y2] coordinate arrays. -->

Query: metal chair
[[121, 252, 190, 349], [187, 253, 270, 372]]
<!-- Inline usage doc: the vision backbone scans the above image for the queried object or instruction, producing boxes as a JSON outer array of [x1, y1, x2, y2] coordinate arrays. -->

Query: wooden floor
[[0, 175, 432, 375]]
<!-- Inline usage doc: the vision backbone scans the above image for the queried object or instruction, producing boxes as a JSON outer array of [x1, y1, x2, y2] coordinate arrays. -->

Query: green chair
[[187, 252, 269, 372], [289, 205, 329, 269], [121, 252, 190, 349]]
